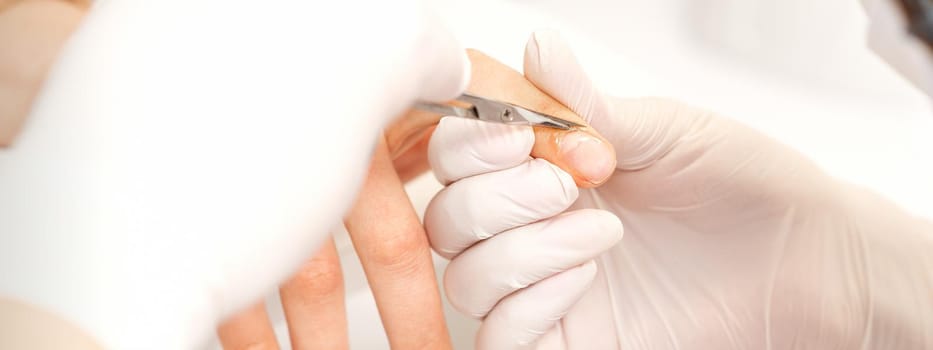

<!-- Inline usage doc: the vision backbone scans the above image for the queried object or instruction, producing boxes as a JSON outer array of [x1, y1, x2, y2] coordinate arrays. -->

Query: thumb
[[523, 30, 709, 170], [523, 30, 611, 127]]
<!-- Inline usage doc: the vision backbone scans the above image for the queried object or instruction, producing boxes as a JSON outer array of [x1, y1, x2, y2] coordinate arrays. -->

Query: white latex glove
[[426, 31, 933, 349], [425, 120, 624, 348], [0, 1, 468, 348]]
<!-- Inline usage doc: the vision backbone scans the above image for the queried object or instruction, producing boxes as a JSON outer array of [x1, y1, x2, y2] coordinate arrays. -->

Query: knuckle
[[287, 257, 344, 297], [364, 230, 430, 276]]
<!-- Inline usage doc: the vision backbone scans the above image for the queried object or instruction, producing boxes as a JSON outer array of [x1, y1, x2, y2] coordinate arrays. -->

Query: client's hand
[[216, 50, 618, 349]]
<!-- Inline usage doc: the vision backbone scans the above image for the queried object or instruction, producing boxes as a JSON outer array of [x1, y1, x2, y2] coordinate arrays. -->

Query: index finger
[[343, 137, 452, 349]]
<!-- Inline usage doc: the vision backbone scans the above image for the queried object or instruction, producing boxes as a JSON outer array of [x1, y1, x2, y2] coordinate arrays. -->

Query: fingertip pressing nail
[[558, 131, 616, 186]]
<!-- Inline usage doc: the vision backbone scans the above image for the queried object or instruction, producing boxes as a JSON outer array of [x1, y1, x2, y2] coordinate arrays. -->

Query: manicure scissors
[[413, 93, 583, 130]]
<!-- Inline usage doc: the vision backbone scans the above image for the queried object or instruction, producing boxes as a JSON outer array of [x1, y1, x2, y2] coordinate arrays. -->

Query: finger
[[467, 49, 617, 187], [0, 0, 85, 147], [443, 209, 621, 318], [279, 237, 348, 350], [522, 30, 612, 128], [476, 260, 597, 350], [344, 138, 452, 349], [424, 159, 577, 259], [216, 302, 279, 350], [389, 49, 616, 187], [523, 30, 703, 170], [428, 117, 534, 185], [521, 30, 626, 163], [391, 125, 434, 183]]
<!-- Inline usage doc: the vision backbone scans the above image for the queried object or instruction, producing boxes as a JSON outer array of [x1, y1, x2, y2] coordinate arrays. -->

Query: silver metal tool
[[413, 93, 583, 130]]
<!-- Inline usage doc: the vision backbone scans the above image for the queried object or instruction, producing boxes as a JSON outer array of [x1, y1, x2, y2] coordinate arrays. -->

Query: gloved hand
[[0, 1, 468, 348], [214, 47, 618, 350], [426, 31, 933, 349]]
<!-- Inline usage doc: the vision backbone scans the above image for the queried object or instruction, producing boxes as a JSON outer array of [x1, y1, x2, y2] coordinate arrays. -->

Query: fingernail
[[559, 131, 615, 185]]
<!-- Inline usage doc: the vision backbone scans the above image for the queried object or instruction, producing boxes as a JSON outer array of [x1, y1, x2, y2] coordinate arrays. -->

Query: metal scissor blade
[[456, 93, 583, 130], [510, 105, 585, 130], [413, 94, 585, 130]]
